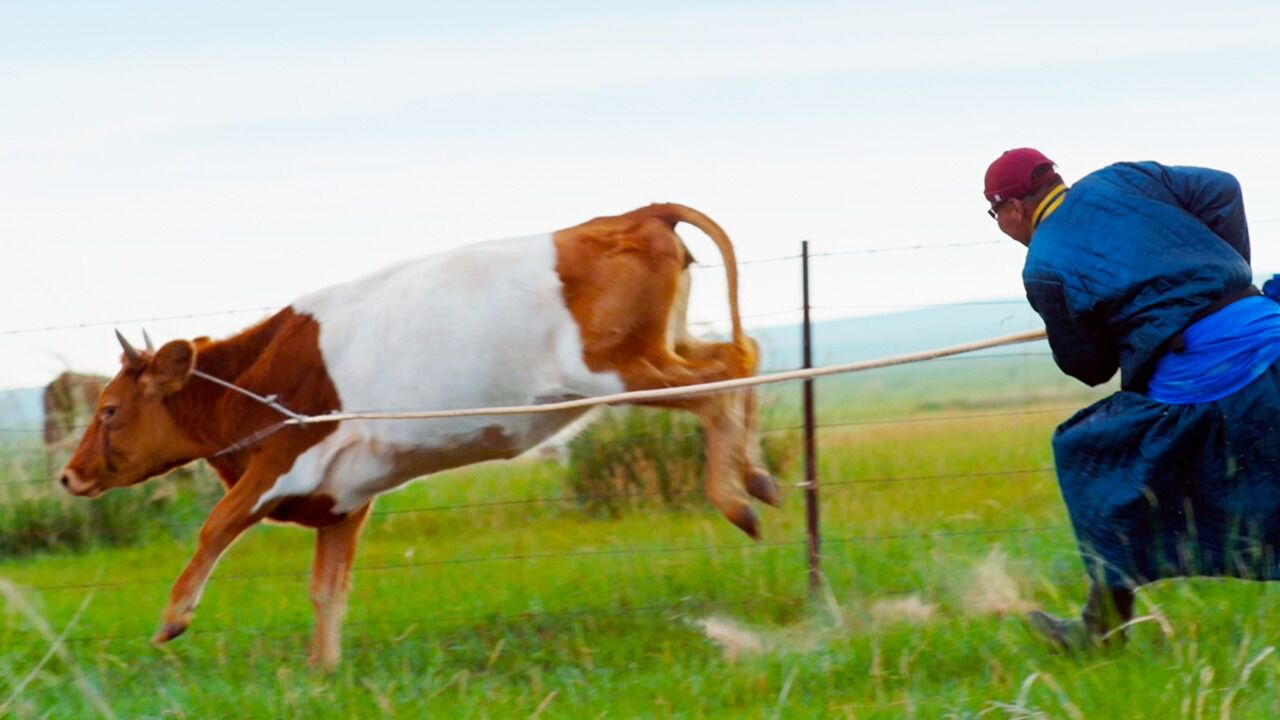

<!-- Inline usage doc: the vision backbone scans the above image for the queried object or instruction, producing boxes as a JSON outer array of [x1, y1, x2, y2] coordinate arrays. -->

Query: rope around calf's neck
[[194, 328, 1048, 458], [189, 369, 304, 458]]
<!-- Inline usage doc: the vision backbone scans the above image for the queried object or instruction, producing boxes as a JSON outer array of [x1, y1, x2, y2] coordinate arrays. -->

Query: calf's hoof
[[724, 504, 760, 540], [744, 469, 781, 507], [308, 652, 340, 672], [152, 621, 189, 645]]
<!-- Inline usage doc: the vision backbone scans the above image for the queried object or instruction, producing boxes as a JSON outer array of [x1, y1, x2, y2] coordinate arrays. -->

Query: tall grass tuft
[[563, 404, 795, 516]]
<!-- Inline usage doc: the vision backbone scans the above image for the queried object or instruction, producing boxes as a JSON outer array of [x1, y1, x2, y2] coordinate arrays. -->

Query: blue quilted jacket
[[1023, 161, 1252, 391]]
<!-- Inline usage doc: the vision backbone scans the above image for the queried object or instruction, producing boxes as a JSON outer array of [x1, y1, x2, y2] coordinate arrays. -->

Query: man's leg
[[1082, 581, 1135, 637], [1027, 581, 1135, 651]]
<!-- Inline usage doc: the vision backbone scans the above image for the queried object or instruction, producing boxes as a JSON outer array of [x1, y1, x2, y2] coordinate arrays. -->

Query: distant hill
[[744, 299, 1108, 416], [750, 299, 1043, 371], [0, 386, 43, 444]]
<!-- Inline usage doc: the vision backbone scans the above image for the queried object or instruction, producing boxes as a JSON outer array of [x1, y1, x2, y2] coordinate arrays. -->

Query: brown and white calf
[[59, 203, 778, 668]]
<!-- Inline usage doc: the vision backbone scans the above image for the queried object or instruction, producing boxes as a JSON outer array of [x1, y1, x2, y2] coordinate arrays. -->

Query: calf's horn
[[115, 329, 142, 364]]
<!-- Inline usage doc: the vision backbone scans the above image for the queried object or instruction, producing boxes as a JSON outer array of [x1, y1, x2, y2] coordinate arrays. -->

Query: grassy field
[[4, 357, 1280, 717]]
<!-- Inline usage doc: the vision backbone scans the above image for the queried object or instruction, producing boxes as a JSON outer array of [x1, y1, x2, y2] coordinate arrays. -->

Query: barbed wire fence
[[0, 236, 1116, 651]]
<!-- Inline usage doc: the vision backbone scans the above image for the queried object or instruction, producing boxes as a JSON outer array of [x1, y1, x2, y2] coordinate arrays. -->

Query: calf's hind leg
[[686, 391, 759, 538], [672, 337, 779, 507], [740, 386, 780, 507], [668, 277, 777, 506], [310, 502, 372, 670]]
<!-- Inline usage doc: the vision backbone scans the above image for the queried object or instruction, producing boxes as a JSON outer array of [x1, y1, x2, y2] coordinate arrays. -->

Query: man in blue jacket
[[985, 148, 1280, 650]]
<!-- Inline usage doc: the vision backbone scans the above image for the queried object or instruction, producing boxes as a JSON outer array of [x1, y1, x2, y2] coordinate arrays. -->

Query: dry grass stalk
[[964, 547, 1035, 617]]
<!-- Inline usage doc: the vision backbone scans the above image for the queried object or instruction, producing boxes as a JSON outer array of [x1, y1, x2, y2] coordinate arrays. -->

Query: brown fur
[[555, 203, 754, 387], [62, 309, 350, 662], [555, 203, 773, 536]]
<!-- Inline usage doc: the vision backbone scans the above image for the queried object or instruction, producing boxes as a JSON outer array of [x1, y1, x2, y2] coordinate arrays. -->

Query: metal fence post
[[802, 240, 821, 597]]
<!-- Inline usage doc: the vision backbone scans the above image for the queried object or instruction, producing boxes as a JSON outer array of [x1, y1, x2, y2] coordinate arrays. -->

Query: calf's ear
[[151, 340, 197, 396]]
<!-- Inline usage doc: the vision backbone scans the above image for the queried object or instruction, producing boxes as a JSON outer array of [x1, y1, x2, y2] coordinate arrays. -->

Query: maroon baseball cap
[[984, 148, 1056, 203]]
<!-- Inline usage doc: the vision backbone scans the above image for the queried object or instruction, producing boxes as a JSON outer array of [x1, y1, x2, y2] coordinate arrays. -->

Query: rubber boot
[[1026, 582, 1134, 653]]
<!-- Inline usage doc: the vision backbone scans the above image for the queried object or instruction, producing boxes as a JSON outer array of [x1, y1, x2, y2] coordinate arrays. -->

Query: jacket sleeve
[[1025, 276, 1119, 387], [1159, 165, 1251, 263]]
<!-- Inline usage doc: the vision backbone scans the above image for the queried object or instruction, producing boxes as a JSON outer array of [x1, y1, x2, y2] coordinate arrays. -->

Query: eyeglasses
[[987, 200, 1006, 220]]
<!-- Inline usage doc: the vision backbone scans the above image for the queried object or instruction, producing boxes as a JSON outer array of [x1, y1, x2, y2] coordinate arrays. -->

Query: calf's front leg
[[152, 472, 278, 644]]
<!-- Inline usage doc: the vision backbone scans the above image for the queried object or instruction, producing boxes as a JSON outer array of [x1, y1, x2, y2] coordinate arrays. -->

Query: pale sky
[[2, 0, 1279, 389]]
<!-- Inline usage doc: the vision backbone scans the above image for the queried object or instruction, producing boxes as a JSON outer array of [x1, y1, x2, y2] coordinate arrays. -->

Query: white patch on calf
[[255, 234, 626, 512]]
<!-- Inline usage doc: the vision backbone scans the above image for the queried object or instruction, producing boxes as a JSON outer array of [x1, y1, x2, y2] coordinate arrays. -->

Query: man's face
[[991, 197, 1034, 247]]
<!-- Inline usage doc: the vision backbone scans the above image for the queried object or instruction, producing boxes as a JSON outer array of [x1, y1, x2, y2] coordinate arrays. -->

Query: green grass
[[0, 440, 221, 559], [4, 366, 1280, 717]]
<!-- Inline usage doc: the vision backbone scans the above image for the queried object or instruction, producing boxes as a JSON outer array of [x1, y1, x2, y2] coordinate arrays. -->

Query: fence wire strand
[[0, 306, 276, 337], [13, 524, 1066, 594]]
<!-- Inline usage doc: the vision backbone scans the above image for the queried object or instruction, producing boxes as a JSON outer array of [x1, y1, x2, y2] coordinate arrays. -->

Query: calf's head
[[60, 332, 203, 497]]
